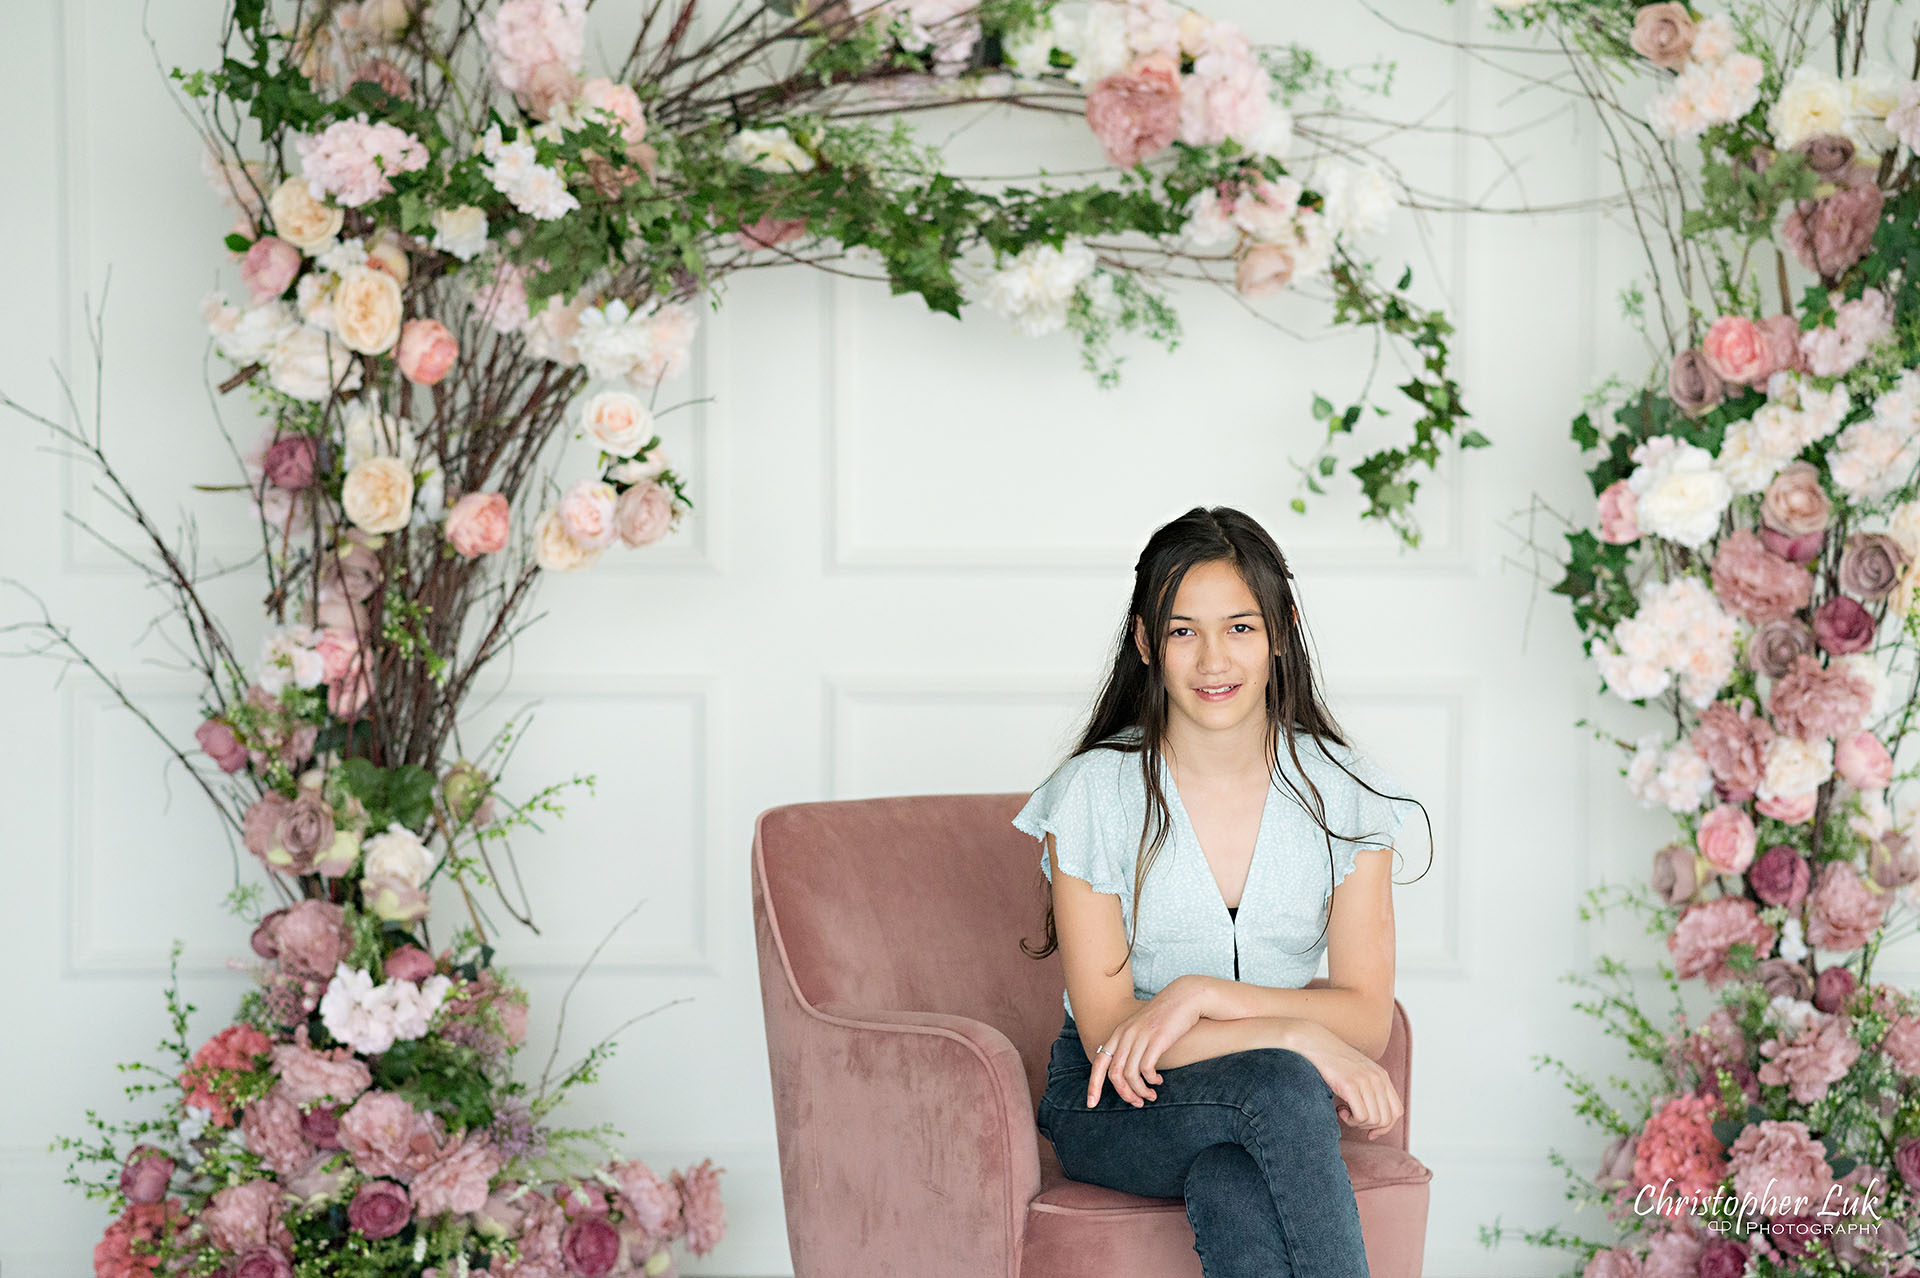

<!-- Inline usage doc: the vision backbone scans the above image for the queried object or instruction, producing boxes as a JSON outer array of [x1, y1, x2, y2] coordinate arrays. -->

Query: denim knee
[[1231, 1049, 1339, 1127]]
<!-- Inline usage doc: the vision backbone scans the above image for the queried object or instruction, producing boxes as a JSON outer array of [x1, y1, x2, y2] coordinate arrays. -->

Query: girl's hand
[[1087, 976, 1211, 1108], [1286, 1023, 1402, 1138]]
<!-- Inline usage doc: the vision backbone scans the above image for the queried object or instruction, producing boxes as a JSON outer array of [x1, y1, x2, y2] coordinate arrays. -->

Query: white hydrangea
[[431, 205, 489, 261], [1595, 576, 1738, 707], [1846, 65, 1903, 154], [1625, 436, 1732, 548], [314, 237, 369, 276], [972, 240, 1097, 337], [1316, 162, 1394, 239], [202, 294, 297, 365], [1626, 734, 1716, 812], [258, 625, 325, 696], [1061, 1, 1133, 88], [480, 124, 580, 220], [318, 963, 453, 1056]]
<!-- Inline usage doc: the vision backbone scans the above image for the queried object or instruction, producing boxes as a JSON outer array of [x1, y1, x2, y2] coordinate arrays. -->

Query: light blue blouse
[[1012, 730, 1416, 1020]]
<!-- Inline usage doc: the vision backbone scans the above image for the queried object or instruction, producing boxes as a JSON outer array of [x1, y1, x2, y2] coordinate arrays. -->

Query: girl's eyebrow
[[1169, 612, 1261, 621]]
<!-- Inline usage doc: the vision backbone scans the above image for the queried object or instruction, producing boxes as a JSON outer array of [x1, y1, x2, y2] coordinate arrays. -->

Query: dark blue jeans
[[1036, 1011, 1369, 1278]]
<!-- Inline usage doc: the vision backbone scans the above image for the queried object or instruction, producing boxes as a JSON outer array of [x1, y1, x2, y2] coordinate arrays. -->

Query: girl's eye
[[1168, 624, 1258, 637]]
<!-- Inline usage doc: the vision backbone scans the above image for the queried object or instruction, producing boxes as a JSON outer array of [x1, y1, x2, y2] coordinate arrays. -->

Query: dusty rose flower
[[612, 1159, 681, 1238], [1640, 1229, 1705, 1278], [397, 318, 458, 385], [1782, 184, 1884, 278], [445, 491, 510, 557], [1702, 315, 1773, 387], [118, 1147, 174, 1205], [1870, 833, 1920, 888], [1711, 529, 1813, 624], [1770, 653, 1873, 741], [349, 1179, 412, 1239], [339, 1090, 447, 1181], [1583, 1247, 1641, 1278], [1235, 241, 1297, 298], [323, 537, 383, 602], [1814, 966, 1857, 1013], [1729, 1120, 1836, 1211], [1630, 2, 1695, 69], [1760, 314, 1806, 375], [199, 1178, 294, 1254], [1086, 55, 1182, 168], [1900, 1137, 1920, 1191], [1798, 133, 1857, 180], [558, 479, 618, 550], [1807, 860, 1888, 951], [1697, 1241, 1748, 1278], [232, 1247, 294, 1278], [1749, 619, 1815, 680], [268, 900, 349, 980], [274, 793, 335, 872], [282, 1150, 349, 1203], [242, 792, 293, 865], [1696, 802, 1757, 874], [673, 1158, 726, 1256], [1881, 1016, 1920, 1075], [385, 945, 436, 983], [1652, 843, 1702, 905], [1597, 480, 1640, 544], [270, 1033, 372, 1107], [561, 1214, 621, 1275], [242, 236, 302, 303], [1749, 845, 1812, 908], [302, 1106, 343, 1149], [196, 718, 248, 773], [1760, 527, 1824, 564], [1759, 1014, 1860, 1102], [1761, 462, 1832, 537], [614, 482, 674, 547], [1814, 596, 1874, 654], [262, 435, 317, 491], [1836, 730, 1894, 789], [1668, 897, 1776, 988], [241, 1087, 314, 1175], [1668, 349, 1725, 416], [1756, 957, 1815, 1001], [1692, 700, 1775, 799], [350, 57, 413, 99], [474, 1181, 529, 1239], [411, 1130, 505, 1217], [1841, 533, 1908, 599]]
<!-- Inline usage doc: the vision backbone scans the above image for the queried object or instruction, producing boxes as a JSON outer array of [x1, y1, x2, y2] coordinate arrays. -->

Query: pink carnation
[[198, 1179, 294, 1255], [1781, 184, 1883, 279], [1880, 1016, 1920, 1076], [611, 1159, 682, 1240], [672, 1159, 726, 1256], [294, 118, 429, 208], [1178, 22, 1265, 146], [338, 1090, 447, 1181], [241, 1087, 315, 1176], [1583, 1247, 1642, 1278], [180, 1024, 272, 1126], [93, 1200, 182, 1278], [1806, 861, 1888, 952], [411, 1131, 506, 1218], [1726, 1120, 1836, 1215], [1757, 1014, 1861, 1102], [1711, 529, 1812, 625], [1640, 1229, 1706, 1278], [269, 1034, 372, 1107], [1691, 701, 1774, 802], [1086, 56, 1183, 169], [1632, 1093, 1727, 1208], [1769, 653, 1873, 742], [1668, 898, 1776, 989], [267, 900, 350, 981]]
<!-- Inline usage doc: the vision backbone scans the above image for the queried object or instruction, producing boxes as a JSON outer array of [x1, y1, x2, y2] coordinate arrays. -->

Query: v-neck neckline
[[1159, 754, 1273, 924]]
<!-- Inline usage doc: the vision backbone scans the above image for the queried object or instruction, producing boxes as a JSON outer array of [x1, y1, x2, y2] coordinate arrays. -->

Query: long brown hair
[[1020, 505, 1433, 973]]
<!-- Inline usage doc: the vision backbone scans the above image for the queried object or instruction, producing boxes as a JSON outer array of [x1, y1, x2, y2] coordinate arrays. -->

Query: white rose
[[725, 126, 815, 173], [1769, 65, 1849, 150], [1713, 421, 1784, 494], [341, 400, 417, 470], [1627, 440, 1731, 547], [430, 205, 490, 261], [267, 176, 344, 253], [581, 389, 654, 457], [268, 325, 362, 401], [608, 452, 669, 484], [362, 822, 432, 888], [342, 456, 415, 533], [533, 508, 603, 572], [334, 266, 404, 354], [207, 297, 296, 364], [1759, 735, 1834, 799]]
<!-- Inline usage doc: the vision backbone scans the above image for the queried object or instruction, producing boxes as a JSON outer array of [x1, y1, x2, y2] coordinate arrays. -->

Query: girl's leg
[[1039, 1044, 1368, 1277], [1185, 1142, 1293, 1278]]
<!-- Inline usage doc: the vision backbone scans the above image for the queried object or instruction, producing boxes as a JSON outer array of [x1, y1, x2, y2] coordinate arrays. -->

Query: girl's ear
[[1131, 614, 1150, 666]]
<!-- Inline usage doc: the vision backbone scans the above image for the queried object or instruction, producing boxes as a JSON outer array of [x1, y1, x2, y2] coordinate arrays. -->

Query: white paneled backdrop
[[0, 1, 1677, 1274]]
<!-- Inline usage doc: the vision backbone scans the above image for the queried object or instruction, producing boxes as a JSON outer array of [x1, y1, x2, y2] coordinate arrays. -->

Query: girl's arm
[[1184, 847, 1398, 1059]]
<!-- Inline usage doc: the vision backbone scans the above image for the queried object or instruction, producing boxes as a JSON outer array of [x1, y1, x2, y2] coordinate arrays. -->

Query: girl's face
[[1133, 559, 1279, 738]]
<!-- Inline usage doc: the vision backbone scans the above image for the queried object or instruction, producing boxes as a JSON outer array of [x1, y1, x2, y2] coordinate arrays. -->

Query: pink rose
[[614, 482, 674, 547], [1870, 833, 1920, 889], [1234, 242, 1296, 298], [1696, 802, 1757, 874], [1697, 1241, 1748, 1278], [1813, 596, 1874, 654], [1702, 316, 1772, 387], [198, 1179, 293, 1254], [1711, 529, 1813, 624], [195, 718, 249, 773], [384, 945, 436, 984], [242, 236, 302, 303], [1692, 701, 1774, 801], [1597, 480, 1640, 544], [1756, 957, 1815, 1002], [232, 1247, 294, 1278], [1807, 861, 1888, 952], [1841, 533, 1908, 599], [1748, 845, 1811, 908], [1756, 790, 1817, 824], [396, 319, 458, 386], [118, 1147, 174, 1205], [1814, 966, 1857, 1014], [1770, 653, 1874, 742], [559, 479, 618, 550], [445, 491, 510, 557], [349, 1179, 412, 1239], [1748, 619, 1815, 680], [1782, 184, 1884, 279], [1668, 897, 1775, 989], [302, 1106, 342, 1149], [1760, 461, 1831, 537], [1086, 55, 1183, 169], [1836, 731, 1894, 789], [561, 1215, 621, 1276]]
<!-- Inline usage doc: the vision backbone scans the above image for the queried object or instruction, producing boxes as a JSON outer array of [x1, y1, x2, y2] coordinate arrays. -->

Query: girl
[[1015, 505, 1430, 1278]]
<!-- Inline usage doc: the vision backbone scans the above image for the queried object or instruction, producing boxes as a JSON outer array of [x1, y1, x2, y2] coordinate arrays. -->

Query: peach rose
[[342, 457, 415, 534], [334, 267, 404, 355], [533, 509, 602, 572], [1235, 242, 1295, 298], [558, 479, 618, 549], [1630, 2, 1696, 70], [365, 232, 410, 284], [266, 178, 343, 253], [1761, 462, 1831, 537], [614, 482, 674, 547], [580, 390, 653, 458], [1702, 315, 1773, 387], [396, 319, 457, 385], [444, 492, 509, 557]]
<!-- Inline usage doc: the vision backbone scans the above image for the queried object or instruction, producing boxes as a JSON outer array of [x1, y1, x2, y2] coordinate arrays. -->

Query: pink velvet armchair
[[751, 793, 1432, 1277]]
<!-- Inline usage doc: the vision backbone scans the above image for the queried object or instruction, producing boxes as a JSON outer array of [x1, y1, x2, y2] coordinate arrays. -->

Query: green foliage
[[335, 758, 438, 835], [372, 1037, 497, 1131]]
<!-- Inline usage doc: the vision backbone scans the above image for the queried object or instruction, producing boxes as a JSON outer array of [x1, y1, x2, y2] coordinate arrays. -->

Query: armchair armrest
[[770, 1000, 1041, 1278]]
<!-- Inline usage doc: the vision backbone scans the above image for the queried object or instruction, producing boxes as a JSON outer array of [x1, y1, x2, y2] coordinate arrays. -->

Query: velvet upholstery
[[752, 793, 1432, 1277]]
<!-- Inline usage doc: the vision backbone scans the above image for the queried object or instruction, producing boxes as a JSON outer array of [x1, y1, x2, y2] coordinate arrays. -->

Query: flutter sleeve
[[1335, 746, 1420, 885], [1012, 751, 1126, 898]]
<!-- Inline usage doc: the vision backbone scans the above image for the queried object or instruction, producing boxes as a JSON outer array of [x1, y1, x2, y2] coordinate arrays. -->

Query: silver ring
[[1096, 1044, 1114, 1056]]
